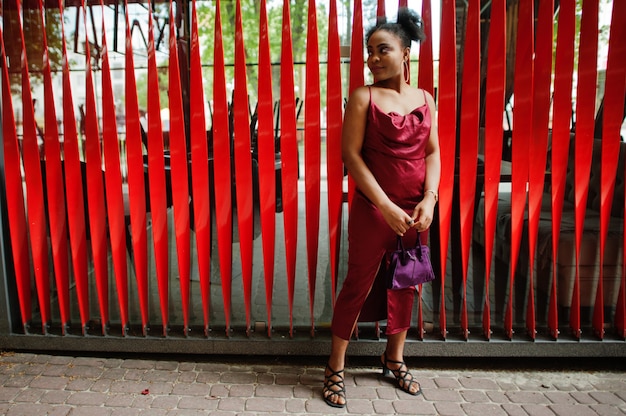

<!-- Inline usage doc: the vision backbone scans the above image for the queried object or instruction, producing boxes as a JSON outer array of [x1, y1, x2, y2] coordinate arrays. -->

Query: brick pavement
[[0, 351, 625, 415]]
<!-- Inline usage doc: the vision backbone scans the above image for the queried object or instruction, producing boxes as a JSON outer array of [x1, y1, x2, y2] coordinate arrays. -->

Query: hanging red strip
[[326, 0, 343, 309], [280, 0, 299, 337], [436, 0, 457, 339], [81, 0, 110, 335], [58, 0, 90, 334], [526, 0, 553, 340], [458, 0, 480, 340], [347, 0, 364, 205], [212, 0, 233, 336], [0, 26, 32, 330], [305, 0, 321, 336], [596, 0, 626, 339], [549, 0, 576, 340], [18, 0, 51, 333], [571, 0, 598, 339], [37, 0, 70, 333], [414, 0, 433, 340], [147, 2, 170, 336], [506, 0, 533, 340], [189, 0, 212, 337], [481, 0, 506, 340], [124, 0, 149, 336], [233, 0, 255, 336], [417, 0, 433, 94], [168, 0, 192, 335], [257, 0, 276, 337], [99, 0, 130, 335], [377, 0, 385, 20]]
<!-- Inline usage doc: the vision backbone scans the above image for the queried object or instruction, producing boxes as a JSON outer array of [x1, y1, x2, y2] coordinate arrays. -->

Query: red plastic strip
[[0, 26, 32, 330], [417, 0, 433, 94], [212, 0, 233, 335], [437, 0, 457, 339], [481, 0, 506, 340], [596, 0, 626, 339], [326, 0, 343, 309], [549, 0, 576, 340], [506, 0, 533, 340], [526, 0, 553, 340], [571, 0, 598, 339], [304, 0, 321, 336], [347, 0, 364, 207], [18, 0, 51, 333], [398, 0, 407, 8], [147, 3, 170, 336], [414, 0, 433, 339], [377, 0, 385, 19], [457, 0, 480, 340], [58, 0, 90, 334], [168, 0, 192, 335], [37, 0, 70, 332], [257, 0, 276, 337], [100, 0, 129, 335], [124, 0, 149, 335], [233, 0, 255, 336], [81, 0, 110, 335], [189, 0, 212, 336], [280, 0, 299, 337]]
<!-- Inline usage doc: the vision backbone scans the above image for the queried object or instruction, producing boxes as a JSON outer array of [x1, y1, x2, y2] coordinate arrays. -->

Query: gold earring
[[403, 60, 410, 84]]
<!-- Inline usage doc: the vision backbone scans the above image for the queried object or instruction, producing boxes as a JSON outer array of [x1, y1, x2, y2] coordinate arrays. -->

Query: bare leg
[[323, 334, 349, 407], [381, 330, 421, 394]]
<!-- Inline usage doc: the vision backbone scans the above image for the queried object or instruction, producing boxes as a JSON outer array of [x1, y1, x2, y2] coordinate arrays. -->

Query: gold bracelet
[[425, 189, 438, 202]]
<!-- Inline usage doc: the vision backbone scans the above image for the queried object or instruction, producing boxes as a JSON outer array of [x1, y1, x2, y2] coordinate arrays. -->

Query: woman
[[323, 8, 440, 408]]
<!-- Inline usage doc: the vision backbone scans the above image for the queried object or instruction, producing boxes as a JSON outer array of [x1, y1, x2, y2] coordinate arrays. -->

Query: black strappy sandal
[[381, 353, 422, 396], [323, 364, 346, 408]]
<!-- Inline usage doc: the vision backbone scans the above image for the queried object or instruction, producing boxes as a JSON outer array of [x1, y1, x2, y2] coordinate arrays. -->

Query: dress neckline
[[370, 100, 428, 118]]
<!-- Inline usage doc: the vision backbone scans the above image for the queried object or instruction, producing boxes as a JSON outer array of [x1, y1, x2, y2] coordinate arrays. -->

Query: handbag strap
[[396, 230, 422, 251]]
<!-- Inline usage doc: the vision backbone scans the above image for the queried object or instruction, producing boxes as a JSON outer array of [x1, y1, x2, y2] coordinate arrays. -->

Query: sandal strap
[[323, 364, 346, 396], [383, 355, 420, 392]]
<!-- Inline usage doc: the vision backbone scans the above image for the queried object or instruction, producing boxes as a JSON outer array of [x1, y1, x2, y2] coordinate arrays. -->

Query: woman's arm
[[411, 90, 441, 232], [342, 87, 415, 236]]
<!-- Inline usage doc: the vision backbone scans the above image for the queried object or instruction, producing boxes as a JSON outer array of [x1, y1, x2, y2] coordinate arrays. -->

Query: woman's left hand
[[410, 200, 435, 232]]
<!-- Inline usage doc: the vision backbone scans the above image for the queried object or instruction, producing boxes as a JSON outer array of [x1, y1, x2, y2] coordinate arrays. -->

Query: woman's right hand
[[380, 201, 413, 236]]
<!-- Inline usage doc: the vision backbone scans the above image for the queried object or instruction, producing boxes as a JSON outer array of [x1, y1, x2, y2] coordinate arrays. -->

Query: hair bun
[[397, 7, 425, 42]]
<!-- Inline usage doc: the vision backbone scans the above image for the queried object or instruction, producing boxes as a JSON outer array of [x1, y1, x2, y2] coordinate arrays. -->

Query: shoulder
[[345, 86, 371, 113]]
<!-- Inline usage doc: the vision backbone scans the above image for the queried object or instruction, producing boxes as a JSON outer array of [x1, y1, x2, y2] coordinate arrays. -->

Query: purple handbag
[[386, 232, 435, 290]]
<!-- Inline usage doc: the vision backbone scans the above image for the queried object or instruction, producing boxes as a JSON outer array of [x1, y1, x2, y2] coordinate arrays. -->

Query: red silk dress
[[331, 87, 431, 341]]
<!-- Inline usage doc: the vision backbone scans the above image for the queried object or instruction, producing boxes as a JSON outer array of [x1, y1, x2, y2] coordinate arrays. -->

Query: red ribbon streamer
[[58, 0, 90, 334], [233, 0, 255, 335], [506, 0, 533, 340], [481, 0, 506, 340], [458, 0, 480, 340], [189, 0, 212, 336], [147, 2, 170, 336], [347, 0, 364, 206], [326, 0, 343, 309], [418, 0, 433, 95], [100, 0, 130, 335], [257, 0, 276, 337], [305, 0, 321, 335], [526, 0, 554, 340], [596, 0, 626, 338], [280, 0, 299, 337], [571, 0, 598, 339], [437, 0, 457, 339], [37, 0, 70, 332], [0, 25, 32, 330], [168, 0, 192, 334], [212, 0, 234, 335], [124, 0, 149, 336], [81, 0, 110, 335], [550, 0, 576, 340], [18, 0, 52, 333]]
